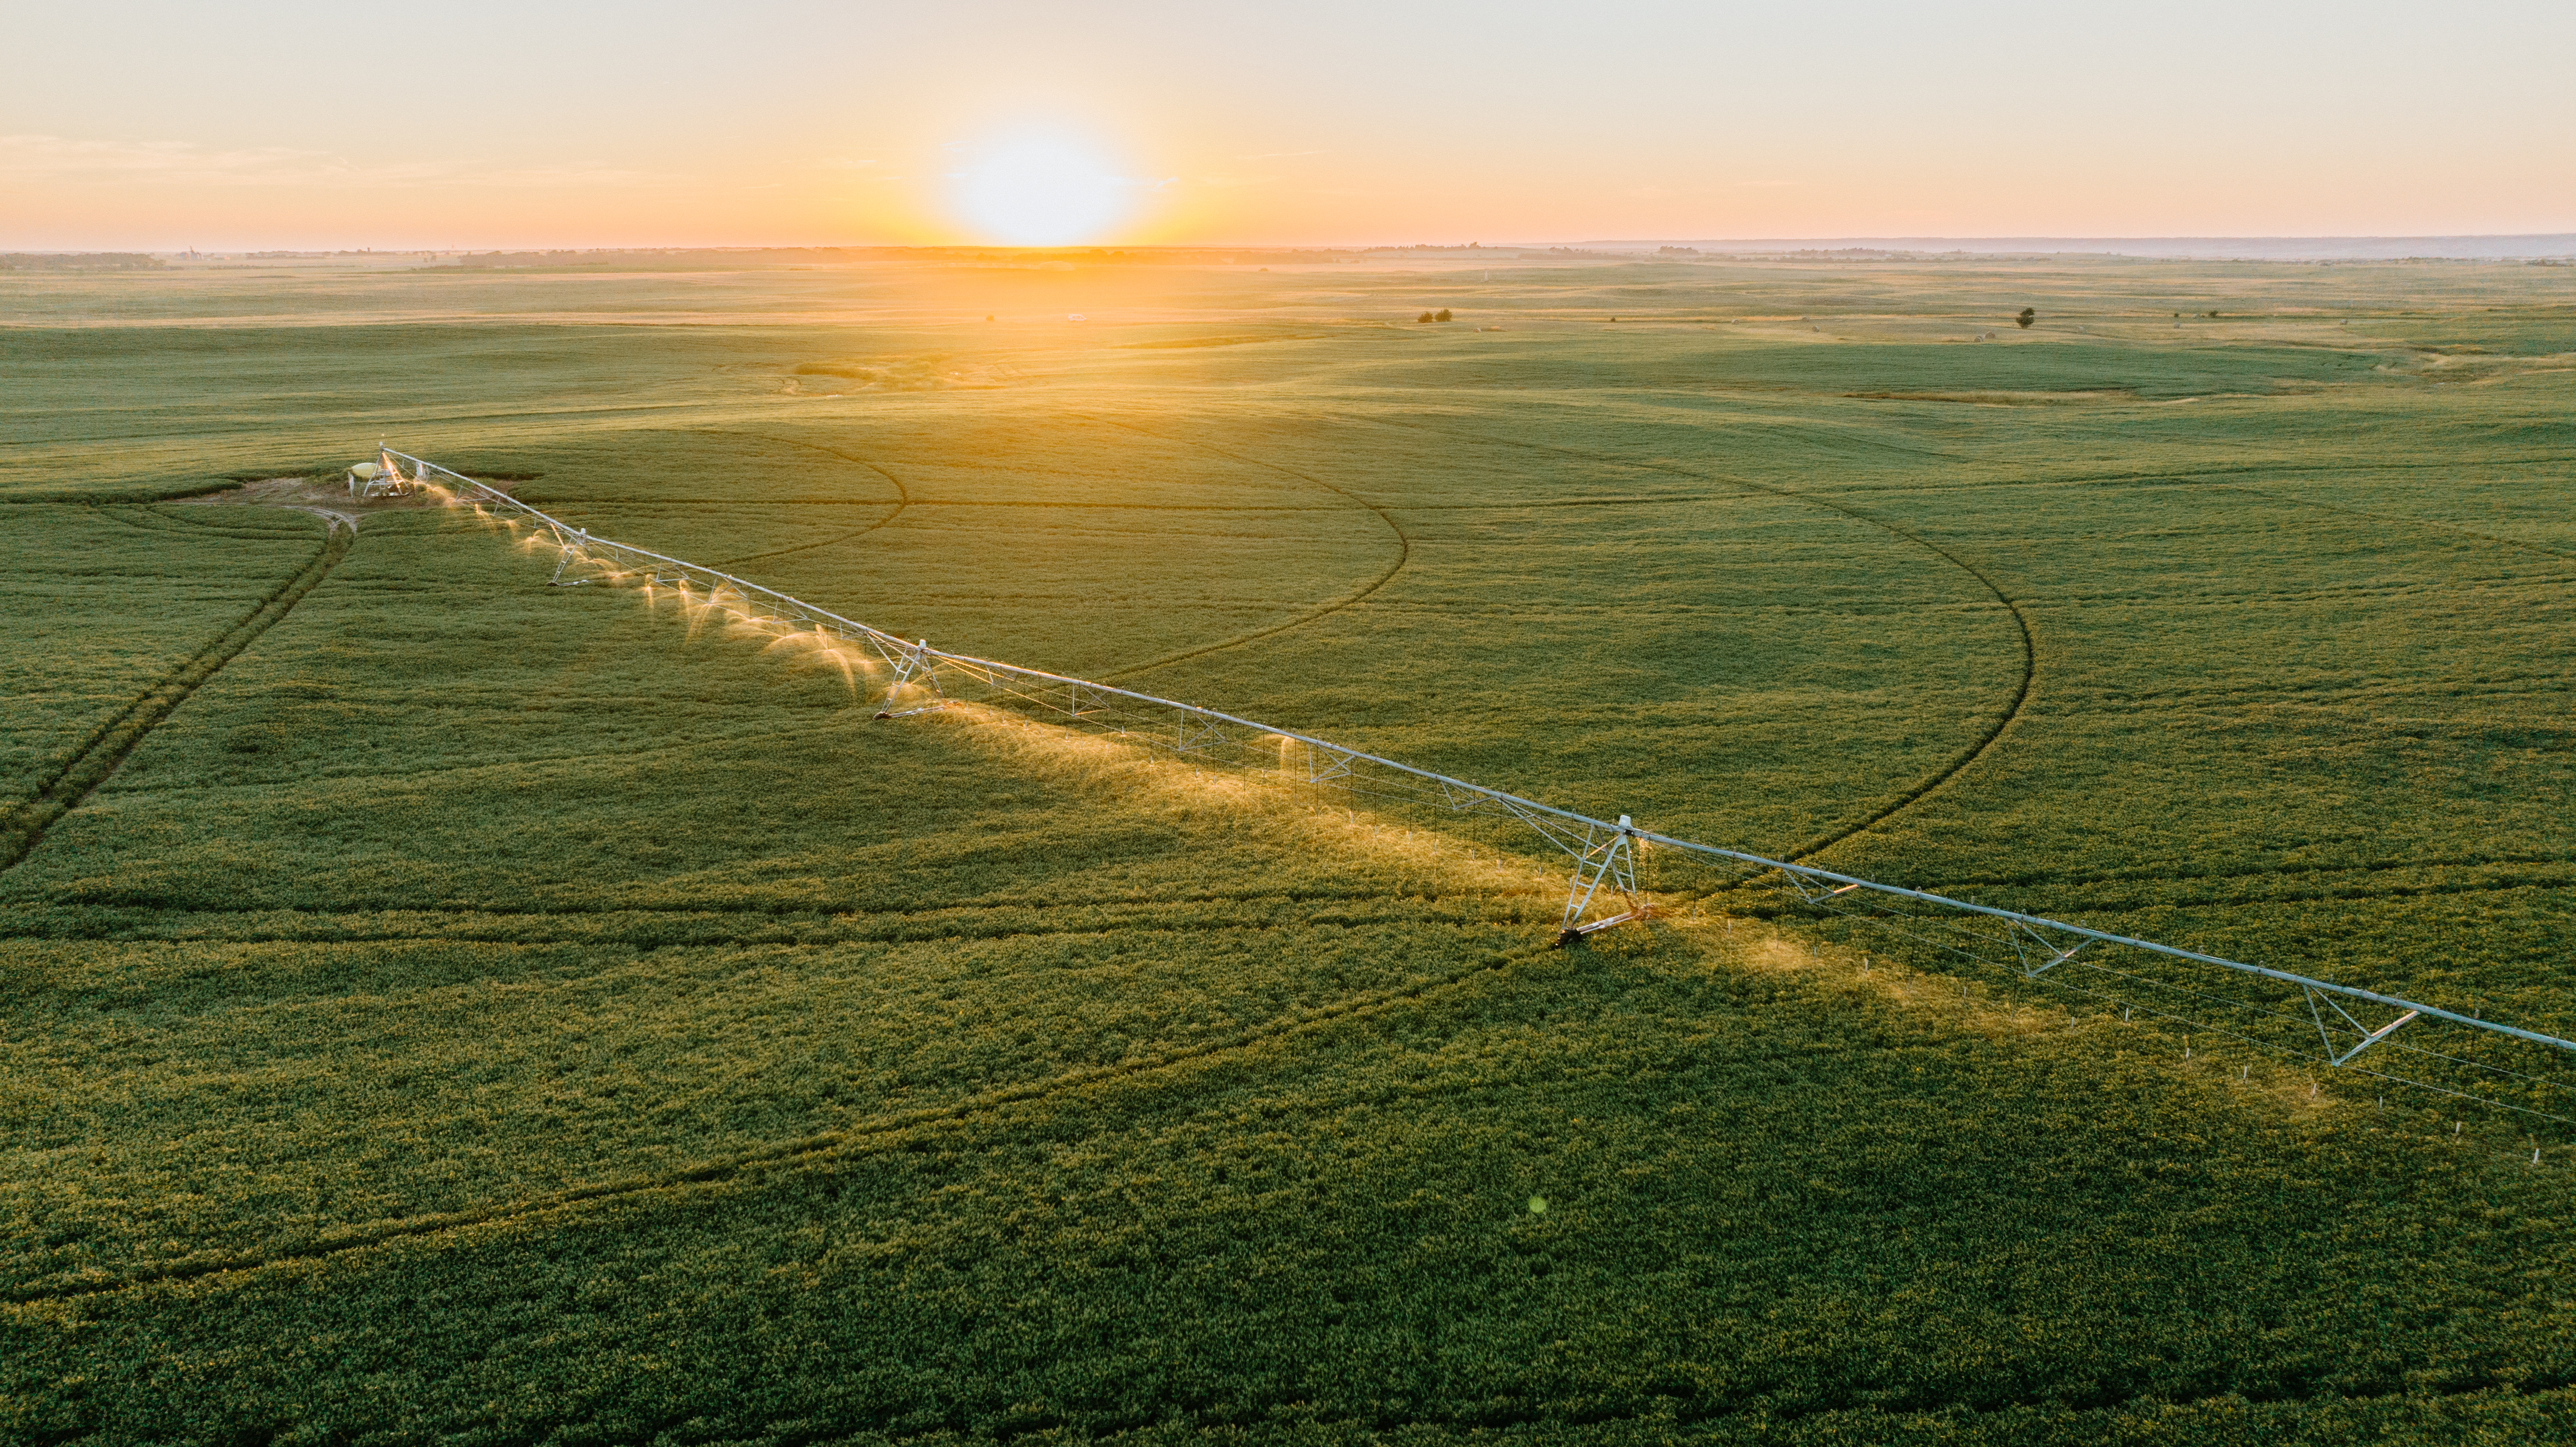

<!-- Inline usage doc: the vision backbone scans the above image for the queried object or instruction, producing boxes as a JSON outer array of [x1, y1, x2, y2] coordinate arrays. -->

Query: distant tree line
[[0, 253, 164, 271]]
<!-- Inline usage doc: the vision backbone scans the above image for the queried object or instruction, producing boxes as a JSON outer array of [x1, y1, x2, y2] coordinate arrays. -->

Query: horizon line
[[14, 232, 2576, 261]]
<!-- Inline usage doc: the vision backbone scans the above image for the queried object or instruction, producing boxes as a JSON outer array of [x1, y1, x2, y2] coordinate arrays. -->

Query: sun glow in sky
[[2, 0, 2572, 249], [950, 128, 1139, 246]]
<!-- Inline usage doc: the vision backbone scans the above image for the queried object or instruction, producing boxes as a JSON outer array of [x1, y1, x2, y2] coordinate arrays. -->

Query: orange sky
[[5, 1, 2573, 250]]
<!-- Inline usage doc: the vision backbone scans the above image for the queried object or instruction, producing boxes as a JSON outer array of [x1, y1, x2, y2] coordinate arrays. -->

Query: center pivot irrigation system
[[386, 448, 2576, 1132]]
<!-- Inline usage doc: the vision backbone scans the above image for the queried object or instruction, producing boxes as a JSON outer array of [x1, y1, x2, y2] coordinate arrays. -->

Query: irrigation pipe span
[[390, 448, 2576, 1096]]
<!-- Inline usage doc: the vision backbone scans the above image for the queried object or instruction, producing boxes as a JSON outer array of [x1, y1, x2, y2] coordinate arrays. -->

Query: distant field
[[2, 255, 2573, 1444]]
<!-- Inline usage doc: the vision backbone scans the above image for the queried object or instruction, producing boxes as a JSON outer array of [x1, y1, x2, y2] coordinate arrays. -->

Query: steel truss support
[[1306, 744, 1360, 787], [1558, 814, 1647, 946], [1433, 779, 1491, 813], [874, 638, 944, 719], [547, 528, 592, 587], [1176, 715, 1228, 756], [1783, 873, 1863, 906], [2007, 920, 2091, 979], [2307, 986, 2422, 1067]]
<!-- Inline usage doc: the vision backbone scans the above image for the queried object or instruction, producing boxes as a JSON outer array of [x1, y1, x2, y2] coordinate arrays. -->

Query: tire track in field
[[2201, 479, 2575, 562], [459, 1357, 2576, 1446], [1998, 452, 2575, 563], [2002, 873, 2571, 914], [1343, 417, 2036, 867], [526, 496, 1707, 513], [1931, 851, 2576, 895], [556, 1380, 2576, 1447], [0, 894, 1542, 952], [4, 936, 1557, 1305], [814, 1372, 2576, 1447], [1770, 534, 2030, 865], [73, 711, 863, 804], [1064, 412, 1415, 683], [682, 429, 912, 570], [0, 511, 352, 875], [90, 504, 316, 544], [707, 503, 905, 569], [0, 882, 1544, 933], [0, 915, 1530, 953]]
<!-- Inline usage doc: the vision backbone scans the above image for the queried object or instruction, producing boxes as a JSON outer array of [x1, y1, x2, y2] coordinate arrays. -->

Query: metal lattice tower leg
[[1559, 814, 1649, 946], [546, 528, 591, 587], [875, 638, 944, 719], [2308, 987, 2422, 1066]]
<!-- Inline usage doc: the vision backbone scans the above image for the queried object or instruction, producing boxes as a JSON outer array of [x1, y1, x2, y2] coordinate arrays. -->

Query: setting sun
[[949, 127, 1134, 246]]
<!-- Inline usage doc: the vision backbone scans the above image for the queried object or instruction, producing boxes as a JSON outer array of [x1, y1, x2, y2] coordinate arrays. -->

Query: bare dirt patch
[[177, 474, 521, 531]]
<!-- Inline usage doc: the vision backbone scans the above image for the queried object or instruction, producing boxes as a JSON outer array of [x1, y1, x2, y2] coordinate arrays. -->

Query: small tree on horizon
[[1435, 308, 1452, 322], [1417, 311, 1435, 323], [2017, 307, 2037, 329]]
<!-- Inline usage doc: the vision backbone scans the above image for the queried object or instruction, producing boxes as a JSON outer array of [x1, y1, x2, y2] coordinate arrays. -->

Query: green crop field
[[3, 253, 2573, 1445]]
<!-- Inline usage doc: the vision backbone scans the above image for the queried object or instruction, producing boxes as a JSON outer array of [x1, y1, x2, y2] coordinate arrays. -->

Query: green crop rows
[[1, 255, 2572, 1444]]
